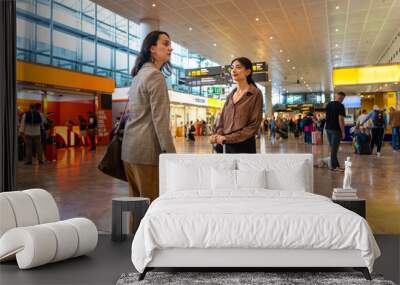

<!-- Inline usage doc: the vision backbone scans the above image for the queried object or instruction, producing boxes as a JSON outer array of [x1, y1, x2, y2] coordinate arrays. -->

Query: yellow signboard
[[17, 60, 115, 93], [207, 98, 225, 109], [333, 64, 400, 86]]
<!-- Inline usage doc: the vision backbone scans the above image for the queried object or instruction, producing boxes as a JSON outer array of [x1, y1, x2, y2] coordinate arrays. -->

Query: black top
[[325, 101, 345, 131]]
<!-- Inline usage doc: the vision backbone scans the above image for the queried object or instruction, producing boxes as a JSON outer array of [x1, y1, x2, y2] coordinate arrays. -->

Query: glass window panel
[[116, 50, 127, 72], [129, 20, 139, 36], [116, 15, 128, 31], [116, 29, 128, 47], [53, 58, 76, 70], [36, 54, 50, 64], [115, 73, 130, 88], [54, 0, 80, 11], [81, 65, 94, 74], [82, 15, 95, 34], [82, 0, 95, 17], [129, 54, 137, 74], [16, 0, 35, 13], [53, 30, 80, 61], [97, 21, 115, 42], [128, 35, 140, 51], [36, 24, 50, 53], [53, 2, 80, 29], [37, 0, 50, 18], [82, 39, 95, 63], [97, 5, 115, 26], [96, 67, 112, 78], [97, 44, 112, 69], [16, 17, 35, 50]]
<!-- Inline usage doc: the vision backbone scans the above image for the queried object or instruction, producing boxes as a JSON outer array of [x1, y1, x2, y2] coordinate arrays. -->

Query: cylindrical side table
[[112, 197, 150, 242]]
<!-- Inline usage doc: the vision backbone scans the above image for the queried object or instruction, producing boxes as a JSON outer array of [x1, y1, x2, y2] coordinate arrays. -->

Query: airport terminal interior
[[1, 0, 400, 284]]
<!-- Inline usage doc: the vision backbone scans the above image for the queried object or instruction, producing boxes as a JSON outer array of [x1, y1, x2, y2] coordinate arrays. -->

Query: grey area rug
[[116, 272, 396, 285]]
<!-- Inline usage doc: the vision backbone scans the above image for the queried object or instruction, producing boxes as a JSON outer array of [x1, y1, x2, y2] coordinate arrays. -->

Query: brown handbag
[[98, 104, 128, 181]]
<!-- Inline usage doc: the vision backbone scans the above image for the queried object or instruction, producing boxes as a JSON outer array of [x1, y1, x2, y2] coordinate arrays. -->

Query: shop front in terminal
[[17, 60, 115, 150]]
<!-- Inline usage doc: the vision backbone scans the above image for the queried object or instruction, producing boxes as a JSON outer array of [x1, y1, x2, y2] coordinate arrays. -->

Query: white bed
[[131, 154, 380, 280]]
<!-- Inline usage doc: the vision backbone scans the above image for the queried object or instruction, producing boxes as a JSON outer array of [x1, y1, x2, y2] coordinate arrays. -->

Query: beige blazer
[[121, 63, 176, 166]]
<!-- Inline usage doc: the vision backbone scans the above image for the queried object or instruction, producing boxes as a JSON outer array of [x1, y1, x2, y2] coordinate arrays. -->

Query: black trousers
[[371, 127, 385, 153], [225, 136, 256, 154]]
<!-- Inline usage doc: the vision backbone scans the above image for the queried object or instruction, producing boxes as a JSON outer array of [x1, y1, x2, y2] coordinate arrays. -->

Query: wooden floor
[[16, 134, 400, 234]]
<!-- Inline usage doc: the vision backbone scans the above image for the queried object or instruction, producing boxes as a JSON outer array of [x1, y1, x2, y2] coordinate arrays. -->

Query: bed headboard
[[159, 154, 313, 195]]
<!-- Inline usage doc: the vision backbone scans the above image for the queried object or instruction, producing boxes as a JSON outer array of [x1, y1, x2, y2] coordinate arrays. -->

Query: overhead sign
[[185, 66, 223, 77], [333, 63, 400, 86], [185, 76, 229, 86], [252, 62, 268, 72]]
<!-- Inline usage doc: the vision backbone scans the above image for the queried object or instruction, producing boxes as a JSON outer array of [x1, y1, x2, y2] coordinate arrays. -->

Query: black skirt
[[225, 136, 256, 154]]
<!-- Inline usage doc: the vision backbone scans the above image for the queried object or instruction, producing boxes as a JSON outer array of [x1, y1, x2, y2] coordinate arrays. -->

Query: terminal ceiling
[[93, 0, 400, 94]]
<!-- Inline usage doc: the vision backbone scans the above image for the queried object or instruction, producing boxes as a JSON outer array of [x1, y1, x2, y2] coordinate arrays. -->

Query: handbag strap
[[114, 101, 129, 135]]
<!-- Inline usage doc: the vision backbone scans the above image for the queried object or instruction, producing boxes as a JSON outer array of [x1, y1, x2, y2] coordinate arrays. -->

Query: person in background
[[318, 115, 326, 143], [389, 106, 400, 151], [361, 105, 387, 157], [87, 111, 97, 151], [325, 91, 346, 171], [297, 115, 303, 137], [263, 118, 269, 135], [210, 57, 263, 153], [78, 115, 87, 146], [356, 109, 369, 129], [35, 103, 47, 159], [303, 112, 314, 144], [121, 30, 176, 212], [270, 117, 276, 143], [19, 104, 44, 165]]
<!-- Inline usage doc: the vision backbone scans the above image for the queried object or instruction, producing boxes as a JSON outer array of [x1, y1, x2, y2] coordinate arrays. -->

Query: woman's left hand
[[216, 135, 226, 144]]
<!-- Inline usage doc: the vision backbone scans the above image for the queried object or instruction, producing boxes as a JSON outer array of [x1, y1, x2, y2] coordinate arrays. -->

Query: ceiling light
[[292, 66, 296, 70], [279, 49, 283, 53], [336, 5, 340, 10], [335, 28, 339, 32], [213, 43, 217, 47], [335, 43, 339, 47], [384, 83, 388, 87], [335, 55, 339, 58], [287, 59, 291, 62], [188, 27, 192, 31], [152, 3, 156, 7], [230, 54, 234, 58], [255, 17, 260, 21], [269, 36, 274, 40], [300, 77, 304, 80]]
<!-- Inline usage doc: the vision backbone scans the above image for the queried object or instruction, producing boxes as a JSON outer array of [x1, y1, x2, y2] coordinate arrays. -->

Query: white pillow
[[238, 158, 308, 191], [236, 169, 267, 189], [167, 159, 236, 192], [211, 168, 236, 190]]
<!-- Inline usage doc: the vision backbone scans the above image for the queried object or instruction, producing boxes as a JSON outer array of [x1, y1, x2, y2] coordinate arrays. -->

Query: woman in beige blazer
[[121, 31, 176, 208]]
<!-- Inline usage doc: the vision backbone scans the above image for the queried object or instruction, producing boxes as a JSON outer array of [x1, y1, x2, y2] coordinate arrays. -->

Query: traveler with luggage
[[360, 105, 387, 157], [389, 106, 400, 151], [303, 113, 314, 144], [210, 57, 263, 153]]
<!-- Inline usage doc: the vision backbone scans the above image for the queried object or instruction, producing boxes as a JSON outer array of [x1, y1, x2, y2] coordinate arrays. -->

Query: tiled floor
[[16, 134, 400, 234]]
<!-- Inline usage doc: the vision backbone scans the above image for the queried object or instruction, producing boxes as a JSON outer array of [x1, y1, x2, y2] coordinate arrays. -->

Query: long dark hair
[[231, 57, 256, 86], [131, 31, 172, 78]]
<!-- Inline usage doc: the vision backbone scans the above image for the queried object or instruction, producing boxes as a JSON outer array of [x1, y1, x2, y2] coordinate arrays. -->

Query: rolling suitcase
[[354, 133, 371, 154]]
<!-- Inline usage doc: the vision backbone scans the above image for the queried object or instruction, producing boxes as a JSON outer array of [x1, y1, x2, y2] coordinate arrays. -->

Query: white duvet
[[131, 190, 380, 273]]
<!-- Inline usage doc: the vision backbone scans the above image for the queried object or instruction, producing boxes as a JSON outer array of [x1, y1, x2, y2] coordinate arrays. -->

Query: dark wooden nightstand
[[332, 199, 366, 218]]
